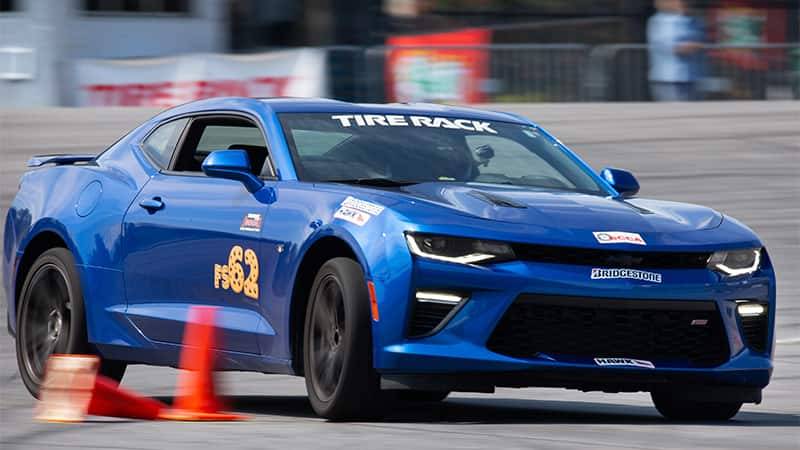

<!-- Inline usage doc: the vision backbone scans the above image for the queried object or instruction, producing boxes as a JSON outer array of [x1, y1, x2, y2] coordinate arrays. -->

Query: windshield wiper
[[325, 178, 419, 187]]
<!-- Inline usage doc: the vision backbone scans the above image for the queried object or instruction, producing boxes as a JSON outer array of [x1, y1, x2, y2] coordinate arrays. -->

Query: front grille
[[511, 243, 710, 270], [408, 301, 457, 337], [487, 294, 730, 368], [740, 308, 769, 353]]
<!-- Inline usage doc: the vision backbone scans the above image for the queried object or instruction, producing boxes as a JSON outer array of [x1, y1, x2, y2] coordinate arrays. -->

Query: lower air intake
[[408, 301, 457, 337], [487, 294, 730, 368], [740, 308, 769, 353]]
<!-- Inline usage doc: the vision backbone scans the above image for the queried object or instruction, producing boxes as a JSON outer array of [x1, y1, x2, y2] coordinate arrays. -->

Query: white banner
[[74, 49, 327, 107]]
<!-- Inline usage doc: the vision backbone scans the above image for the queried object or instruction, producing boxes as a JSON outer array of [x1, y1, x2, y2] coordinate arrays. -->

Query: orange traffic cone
[[159, 306, 245, 421], [87, 376, 166, 420], [36, 354, 167, 422]]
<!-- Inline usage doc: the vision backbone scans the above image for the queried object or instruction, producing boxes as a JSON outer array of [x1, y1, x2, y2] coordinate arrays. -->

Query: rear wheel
[[651, 390, 742, 421], [303, 258, 383, 420], [16, 248, 126, 397]]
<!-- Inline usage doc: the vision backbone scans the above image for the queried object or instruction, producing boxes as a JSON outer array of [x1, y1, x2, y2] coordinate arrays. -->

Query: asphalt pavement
[[0, 102, 798, 449]]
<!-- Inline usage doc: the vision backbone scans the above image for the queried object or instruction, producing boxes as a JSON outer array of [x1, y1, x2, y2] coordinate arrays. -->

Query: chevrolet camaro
[[4, 97, 774, 420]]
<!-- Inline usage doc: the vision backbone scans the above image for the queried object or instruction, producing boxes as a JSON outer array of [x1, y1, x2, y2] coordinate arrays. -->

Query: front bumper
[[371, 256, 775, 397], [380, 366, 766, 403]]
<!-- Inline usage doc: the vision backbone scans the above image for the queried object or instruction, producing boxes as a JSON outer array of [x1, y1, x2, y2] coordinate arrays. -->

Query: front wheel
[[651, 390, 742, 421], [16, 248, 126, 397], [303, 258, 383, 420]]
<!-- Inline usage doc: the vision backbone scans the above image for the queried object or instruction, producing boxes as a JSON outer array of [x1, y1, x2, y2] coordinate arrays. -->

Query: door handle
[[139, 197, 164, 212]]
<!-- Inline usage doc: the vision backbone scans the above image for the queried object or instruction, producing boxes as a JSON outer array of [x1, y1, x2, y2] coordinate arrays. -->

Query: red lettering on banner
[[82, 77, 292, 107], [251, 77, 292, 97]]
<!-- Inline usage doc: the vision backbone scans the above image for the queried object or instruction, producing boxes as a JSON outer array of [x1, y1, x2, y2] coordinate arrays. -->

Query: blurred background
[[1, 2, 798, 448], [0, 0, 797, 107]]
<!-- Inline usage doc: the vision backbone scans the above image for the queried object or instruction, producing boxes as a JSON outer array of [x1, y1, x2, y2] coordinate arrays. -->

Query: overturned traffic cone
[[159, 306, 245, 421], [36, 354, 167, 422], [88, 376, 166, 420]]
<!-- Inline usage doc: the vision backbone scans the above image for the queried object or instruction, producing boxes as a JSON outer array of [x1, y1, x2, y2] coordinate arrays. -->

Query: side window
[[172, 117, 270, 176], [196, 125, 265, 153], [141, 119, 187, 169]]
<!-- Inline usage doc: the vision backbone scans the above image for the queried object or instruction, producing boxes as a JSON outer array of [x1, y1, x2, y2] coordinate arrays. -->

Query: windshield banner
[[330, 114, 497, 133]]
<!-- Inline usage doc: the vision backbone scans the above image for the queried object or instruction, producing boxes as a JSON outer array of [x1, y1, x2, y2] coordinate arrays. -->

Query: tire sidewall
[[651, 390, 742, 421], [303, 257, 378, 418], [16, 247, 88, 397]]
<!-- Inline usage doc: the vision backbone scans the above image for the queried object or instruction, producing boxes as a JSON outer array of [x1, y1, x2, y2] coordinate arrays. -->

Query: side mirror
[[201, 150, 264, 193], [600, 167, 639, 198]]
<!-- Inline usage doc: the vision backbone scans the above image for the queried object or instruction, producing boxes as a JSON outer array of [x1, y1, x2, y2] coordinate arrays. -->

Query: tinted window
[[173, 119, 270, 176], [278, 113, 605, 194], [142, 118, 187, 168], [290, 130, 352, 157], [196, 125, 265, 153], [464, 135, 571, 188]]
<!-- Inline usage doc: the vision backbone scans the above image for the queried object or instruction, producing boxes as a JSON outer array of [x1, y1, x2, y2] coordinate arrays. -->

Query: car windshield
[[278, 113, 606, 194]]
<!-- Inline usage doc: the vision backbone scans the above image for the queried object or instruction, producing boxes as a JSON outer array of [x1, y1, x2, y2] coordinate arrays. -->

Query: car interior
[[298, 133, 477, 182], [171, 116, 270, 176]]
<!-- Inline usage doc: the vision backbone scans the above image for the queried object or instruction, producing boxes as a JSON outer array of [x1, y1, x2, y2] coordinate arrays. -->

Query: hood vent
[[619, 199, 655, 215], [468, 190, 527, 209]]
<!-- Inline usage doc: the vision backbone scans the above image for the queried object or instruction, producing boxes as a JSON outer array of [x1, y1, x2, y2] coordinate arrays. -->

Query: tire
[[651, 390, 742, 421], [303, 257, 383, 420], [401, 390, 450, 403], [16, 248, 126, 397]]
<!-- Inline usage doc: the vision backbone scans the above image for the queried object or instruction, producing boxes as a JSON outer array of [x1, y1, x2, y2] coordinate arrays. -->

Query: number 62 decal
[[214, 245, 259, 300]]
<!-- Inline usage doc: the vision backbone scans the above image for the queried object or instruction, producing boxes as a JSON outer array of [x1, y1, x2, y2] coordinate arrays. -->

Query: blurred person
[[647, 0, 706, 101]]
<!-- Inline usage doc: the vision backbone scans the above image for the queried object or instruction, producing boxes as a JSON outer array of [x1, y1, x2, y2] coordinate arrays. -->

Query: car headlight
[[405, 233, 515, 265], [707, 248, 761, 277]]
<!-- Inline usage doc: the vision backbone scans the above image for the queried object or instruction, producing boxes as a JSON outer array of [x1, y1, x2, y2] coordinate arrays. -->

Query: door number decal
[[214, 245, 259, 300]]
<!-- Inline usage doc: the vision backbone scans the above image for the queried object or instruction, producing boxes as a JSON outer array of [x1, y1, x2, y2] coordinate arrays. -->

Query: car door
[[122, 114, 275, 355]]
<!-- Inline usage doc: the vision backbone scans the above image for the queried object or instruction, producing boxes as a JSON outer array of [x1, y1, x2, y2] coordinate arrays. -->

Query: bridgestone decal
[[590, 268, 662, 283]]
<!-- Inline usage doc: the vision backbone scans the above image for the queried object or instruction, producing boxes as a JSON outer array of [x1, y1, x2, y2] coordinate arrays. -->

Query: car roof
[[262, 98, 527, 123], [154, 97, 530, 125]]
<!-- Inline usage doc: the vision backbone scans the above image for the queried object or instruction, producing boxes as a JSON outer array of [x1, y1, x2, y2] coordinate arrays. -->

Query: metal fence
[[586, 43, 800, 101], [5, 40, 796, 106], [362, 44, 592, 103], [332, 43, 799, 103]]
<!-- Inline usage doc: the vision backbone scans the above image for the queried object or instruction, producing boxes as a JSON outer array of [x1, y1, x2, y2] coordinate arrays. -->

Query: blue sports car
[[4, 98, 774, 420]]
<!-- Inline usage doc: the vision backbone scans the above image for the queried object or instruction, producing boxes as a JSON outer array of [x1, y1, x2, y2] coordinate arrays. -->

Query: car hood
[[391, 183, 723, 233]]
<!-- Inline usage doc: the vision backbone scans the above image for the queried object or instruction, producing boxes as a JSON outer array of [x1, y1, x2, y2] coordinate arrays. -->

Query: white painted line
[[776, 337, 800, 345]]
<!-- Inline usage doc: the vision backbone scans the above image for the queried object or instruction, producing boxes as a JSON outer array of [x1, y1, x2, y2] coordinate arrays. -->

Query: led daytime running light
[[405, 234, 498, 265], [415, 291, 464, 304], [737, 302, 766, 317]]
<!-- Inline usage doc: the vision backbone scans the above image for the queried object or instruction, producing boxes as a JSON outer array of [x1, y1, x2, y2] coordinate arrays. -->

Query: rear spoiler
[[27, 154, 96, 168]]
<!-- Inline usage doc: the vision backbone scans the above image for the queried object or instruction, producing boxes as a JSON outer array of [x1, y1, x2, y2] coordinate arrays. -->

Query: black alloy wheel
[[16, 248, 125, 397], [303, 257, 383, 419], [308, 273, 347, 401]]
